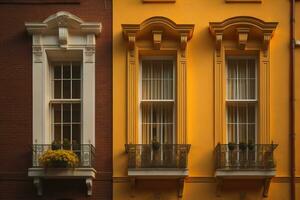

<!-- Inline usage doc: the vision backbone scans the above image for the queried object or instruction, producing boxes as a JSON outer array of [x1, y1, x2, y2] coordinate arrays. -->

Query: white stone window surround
[[25, 11, 101, 146]]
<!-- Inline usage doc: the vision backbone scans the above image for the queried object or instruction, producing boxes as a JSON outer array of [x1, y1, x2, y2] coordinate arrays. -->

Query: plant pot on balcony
[[152, 141, 160, 151], [228, 142, 236, 151], [39, 149, 79, 168], [239, 142, 247, 151]]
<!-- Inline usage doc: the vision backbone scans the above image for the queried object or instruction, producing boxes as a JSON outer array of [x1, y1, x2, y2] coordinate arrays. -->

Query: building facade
[[0, 0, 112, 199], [113, 0, 300, 200]]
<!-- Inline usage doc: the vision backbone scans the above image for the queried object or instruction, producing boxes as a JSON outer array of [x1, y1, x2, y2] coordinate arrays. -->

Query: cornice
[[25, 11, 101, 35], [122, 16, 194, 41], [209, 16, 278, 36]]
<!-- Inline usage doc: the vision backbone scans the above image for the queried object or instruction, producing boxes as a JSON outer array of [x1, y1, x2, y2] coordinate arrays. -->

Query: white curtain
[[141, 60, 174, 144], [226, 58, 257, 144]]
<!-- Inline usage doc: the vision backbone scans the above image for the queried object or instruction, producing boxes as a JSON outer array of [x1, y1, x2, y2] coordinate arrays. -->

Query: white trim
[[26, 11, 100, 146], [215, 169, 275, 178], [128, 169, 188, 177]]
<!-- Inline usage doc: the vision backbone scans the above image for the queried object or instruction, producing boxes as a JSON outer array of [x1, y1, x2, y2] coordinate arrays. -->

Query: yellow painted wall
[[295, 3, 300, 200], [113, 0, 298, 199]]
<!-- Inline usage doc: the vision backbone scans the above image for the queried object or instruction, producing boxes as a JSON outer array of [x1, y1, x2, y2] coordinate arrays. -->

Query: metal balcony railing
[[215, 144, 278, 170], [125, 144, 191, 169], [31, 144, 95, 168]]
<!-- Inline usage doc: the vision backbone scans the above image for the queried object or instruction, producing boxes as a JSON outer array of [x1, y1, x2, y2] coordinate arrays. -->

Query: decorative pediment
[[122, 16, 194, 50], [25, 11, 101, 48], [209, 16, 278, 50]]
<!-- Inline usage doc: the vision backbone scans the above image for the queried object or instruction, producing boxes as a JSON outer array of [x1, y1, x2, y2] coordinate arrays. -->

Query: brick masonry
[[0, 0, 112, 199]]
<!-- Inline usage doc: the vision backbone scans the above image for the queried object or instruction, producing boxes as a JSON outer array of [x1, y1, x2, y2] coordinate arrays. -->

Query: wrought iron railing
[[125, 144, 191, 169], [31, 144, 95, 168], [215, 144, 278, 170]]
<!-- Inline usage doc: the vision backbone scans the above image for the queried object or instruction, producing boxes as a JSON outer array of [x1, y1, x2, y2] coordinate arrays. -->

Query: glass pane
[[54, 80, 61, 99], [238, 60, 247, 78], [72, 104, 81, 122], [63, 80, 71, 99], [248, 59, 256, 78], [72, 80, 81, 99], [248, 104, 256, 123], [72, 63, 81, 79], [54, 65, 61, 79], [248, 124, 256, 143], [63, 104, 71, 123], [72, 124, 81, 145], [227, 60, 237, 79], [238, 79, 247, 99], [54, 125, 61, 142], [63, 64, 71, 79], [53, 104, 61, 123], [239, 124, 247, 143], [63, 125, 71, 142]]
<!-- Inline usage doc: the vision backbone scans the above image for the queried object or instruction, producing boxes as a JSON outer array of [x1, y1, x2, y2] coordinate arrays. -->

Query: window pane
[[63, 104, 71, 123], [63, 125, 71, 142], [54, 65, 61, 79], [72, 63, 81, 79], [54, 125, 61, 142], [72, 80, 81, 99], [142, 60, 174, 100], [72, 124, 81, 145], [72, 103, 81, 122], [54, 80, 61, 99], [141, 103, 174, 144], [63, 64, 71, 79], [63, 80, 71, 99], [53, 104, 61, 123]]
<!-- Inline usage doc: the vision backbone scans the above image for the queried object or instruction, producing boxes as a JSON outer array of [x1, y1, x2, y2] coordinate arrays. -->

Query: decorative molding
[[33, 178, 42, 196], [122, 17, 194, 145], [178, 178, 185, 199], [143, 0, 176, 3], [86, 178, 93, 196], [152, 30, 163, 50], [263, 178, 272, 197], [236, 28, 249, 50], [225, 0, 261, 3], [209, 16, 278, 145]]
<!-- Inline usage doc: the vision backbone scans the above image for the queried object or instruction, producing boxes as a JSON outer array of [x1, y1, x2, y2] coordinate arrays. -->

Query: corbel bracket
[[86, 178, 93, 196], [153, 30, 163, 50], [216, 178, 223, 197], [128, 33, 136, 50], [58, 27, 68, 48], [180, 33, 188, 50], [263, 178, 272, 197], [130, 177, 136, 198], [177, 178, 185, 199], [263, 32, 272, 51], [296, 40, 300, 47], [237, 28, 250, 50], [33, 177, 42, 196], [215, 33, 223, 57]]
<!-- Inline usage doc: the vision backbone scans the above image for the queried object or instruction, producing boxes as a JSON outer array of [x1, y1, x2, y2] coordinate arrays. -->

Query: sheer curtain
[[226, 58, 257, 144], [141, 60, 174, 144]]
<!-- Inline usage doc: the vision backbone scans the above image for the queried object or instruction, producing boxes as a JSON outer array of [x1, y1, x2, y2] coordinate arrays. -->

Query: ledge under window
[[143, 0, 175, 3], [225, 0, 261, 3]]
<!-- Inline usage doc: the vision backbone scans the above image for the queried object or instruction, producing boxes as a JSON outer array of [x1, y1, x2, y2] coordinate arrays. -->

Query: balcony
[[214, 143, 278, 197], [28, 144, 96, 196], [125, 144, 191, 177]]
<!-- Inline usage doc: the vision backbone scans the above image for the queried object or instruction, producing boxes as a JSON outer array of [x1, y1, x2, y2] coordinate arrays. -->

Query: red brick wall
[[0, 0, 112, 199]]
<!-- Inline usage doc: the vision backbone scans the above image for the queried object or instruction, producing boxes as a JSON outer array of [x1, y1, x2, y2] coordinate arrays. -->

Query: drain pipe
[[290, 0, 296, 200]]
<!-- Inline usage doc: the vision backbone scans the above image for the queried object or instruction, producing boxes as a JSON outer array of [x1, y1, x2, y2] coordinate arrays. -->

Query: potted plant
[[239, 142, 247, 151], [248, 141, 255, 151], [228, 142, 236, 151], [39, 149, 79, 168], [152, 139, 160, 151]]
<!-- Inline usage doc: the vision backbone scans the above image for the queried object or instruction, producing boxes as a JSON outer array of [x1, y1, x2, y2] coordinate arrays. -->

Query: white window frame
[[138, 56, 176, 145], [25, 11, 101, 146]]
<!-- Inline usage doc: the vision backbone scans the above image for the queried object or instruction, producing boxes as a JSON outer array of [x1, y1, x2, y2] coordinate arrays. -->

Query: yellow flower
[[39, 149, 79, 168]]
